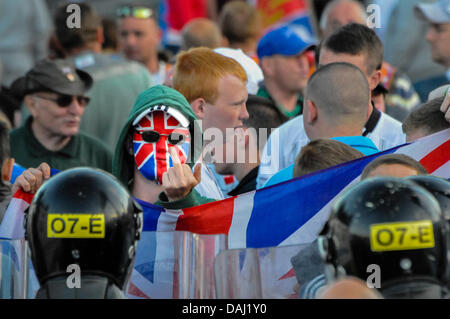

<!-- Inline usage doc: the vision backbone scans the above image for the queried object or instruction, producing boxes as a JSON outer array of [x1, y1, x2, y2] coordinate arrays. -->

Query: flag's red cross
[[420, 140, 449, 173]]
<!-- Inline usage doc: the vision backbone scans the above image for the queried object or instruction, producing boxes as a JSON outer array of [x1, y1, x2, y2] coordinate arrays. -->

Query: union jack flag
[[133, 110, 190, 183]]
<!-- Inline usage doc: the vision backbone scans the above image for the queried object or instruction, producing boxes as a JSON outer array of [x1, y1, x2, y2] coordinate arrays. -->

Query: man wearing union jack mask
[[132, 107, 191, 184], [113, 84, 215, 209]]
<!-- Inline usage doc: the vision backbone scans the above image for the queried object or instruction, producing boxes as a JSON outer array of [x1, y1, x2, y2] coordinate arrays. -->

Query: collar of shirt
[[227, 165, 259, 197], [331, 136, 380, 156], [24, 117, 78, 158], [257, 85, 303, 118], [446, 69, 450, 81]]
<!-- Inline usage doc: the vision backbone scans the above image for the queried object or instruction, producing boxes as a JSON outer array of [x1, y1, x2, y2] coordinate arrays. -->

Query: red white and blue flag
[[131, 129, 449, 249], [127, 129, 449, 298]]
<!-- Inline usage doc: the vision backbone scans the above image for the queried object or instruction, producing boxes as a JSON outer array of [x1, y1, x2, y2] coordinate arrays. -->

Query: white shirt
[[365, 111, 406, 151], [194, 161, 225, 200], [256, 112, 406, 189]]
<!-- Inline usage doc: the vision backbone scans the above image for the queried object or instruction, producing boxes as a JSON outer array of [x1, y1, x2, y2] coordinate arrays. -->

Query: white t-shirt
[[194, 161, 225, 200], [256, 111, 406, 189]]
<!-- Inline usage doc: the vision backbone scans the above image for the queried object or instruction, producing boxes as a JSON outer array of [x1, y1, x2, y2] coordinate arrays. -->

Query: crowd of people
[[0, 0, 449, 299]]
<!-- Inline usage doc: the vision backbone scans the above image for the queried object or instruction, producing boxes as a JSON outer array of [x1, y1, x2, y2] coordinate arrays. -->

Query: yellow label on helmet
[[370, 220, 434, 252], [47, 214, 105, 238]]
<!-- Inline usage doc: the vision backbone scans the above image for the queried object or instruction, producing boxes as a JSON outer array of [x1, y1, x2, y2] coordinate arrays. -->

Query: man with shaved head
[[302, 62, 370, 140], [257, 23, 405, 188], [181, 18, 223, 50], [262, 62, 379, 187]]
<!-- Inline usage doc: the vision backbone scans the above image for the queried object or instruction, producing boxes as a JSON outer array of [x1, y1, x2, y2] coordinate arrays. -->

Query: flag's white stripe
[[0, 198, 29, 239], [157, 209, 183, 231], [430, 161, 450, 178], [153, 232, 176, 284], [228, 191, 255, 249], [395, 129, 449, 160]]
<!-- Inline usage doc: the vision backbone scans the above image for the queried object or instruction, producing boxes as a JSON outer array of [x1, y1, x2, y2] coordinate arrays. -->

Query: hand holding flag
[[11, 162, 51, 194]]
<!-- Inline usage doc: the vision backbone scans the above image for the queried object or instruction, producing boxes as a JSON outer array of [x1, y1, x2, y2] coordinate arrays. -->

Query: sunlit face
[[366, 164, 421, 178], [425, 23, 450, 67], [133, 110, 190, 184], [28, 92, 87, 137], [267, 53, 311, 93], [202, 74, 249, 138], [119, 17, 160, 64]]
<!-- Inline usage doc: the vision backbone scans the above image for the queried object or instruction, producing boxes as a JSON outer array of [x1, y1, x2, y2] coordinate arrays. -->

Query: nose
[[425, 26, 436, 43], [240, 102, 250, 121], [68, 97, 85, 116]]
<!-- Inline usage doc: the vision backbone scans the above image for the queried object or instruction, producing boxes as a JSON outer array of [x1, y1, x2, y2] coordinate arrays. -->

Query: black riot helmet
[[318, 177, 449, 293], [26, 167, 143, 290]]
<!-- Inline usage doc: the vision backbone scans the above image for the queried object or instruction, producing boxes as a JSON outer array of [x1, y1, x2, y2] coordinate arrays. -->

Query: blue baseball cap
[[257, 25, 316, 59], [414, 0, 450, 24]]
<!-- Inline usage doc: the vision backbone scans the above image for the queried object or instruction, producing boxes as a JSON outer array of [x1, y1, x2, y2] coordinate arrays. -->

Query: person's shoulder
[[76, 131, 112, 153], [9, 124, 26, 138], [379, 111, 402, 127], [84, 53, 151, 75], [275, 115, 304, 133]]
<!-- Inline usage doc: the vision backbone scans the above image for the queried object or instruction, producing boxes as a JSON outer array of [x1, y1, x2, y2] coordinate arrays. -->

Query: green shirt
[[256, 85, 304, 119], [70, 52, 153, 151], [10, 118, 112, 173]]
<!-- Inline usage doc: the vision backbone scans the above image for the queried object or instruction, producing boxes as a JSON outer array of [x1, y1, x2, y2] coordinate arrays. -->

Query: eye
[[141, 131, 160, 143], [168, 133, 186, 145]]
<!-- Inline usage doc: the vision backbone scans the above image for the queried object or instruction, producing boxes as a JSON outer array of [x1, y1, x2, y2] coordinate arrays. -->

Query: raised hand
[[162, 147, 202, 201]]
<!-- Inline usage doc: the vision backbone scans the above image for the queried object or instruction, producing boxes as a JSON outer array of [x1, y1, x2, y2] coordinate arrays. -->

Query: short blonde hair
[[173, 47, 247, 104]]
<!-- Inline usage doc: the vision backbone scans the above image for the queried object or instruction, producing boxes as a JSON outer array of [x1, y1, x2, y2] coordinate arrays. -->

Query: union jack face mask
[[132, 106, 191, 184]]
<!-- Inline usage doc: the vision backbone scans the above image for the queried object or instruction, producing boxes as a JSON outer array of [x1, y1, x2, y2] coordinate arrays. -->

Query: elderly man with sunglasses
[[9, 59, 112, 172]]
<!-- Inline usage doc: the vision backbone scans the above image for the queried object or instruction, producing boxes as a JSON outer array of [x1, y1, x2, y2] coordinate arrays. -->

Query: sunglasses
[[117, 6, 153, 19], [34, 94, 90, 107], [136, 130, 188, 145]]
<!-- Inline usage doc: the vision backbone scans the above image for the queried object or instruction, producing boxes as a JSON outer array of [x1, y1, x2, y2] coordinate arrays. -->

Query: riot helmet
[[318, 177, 449, 294], [26, 167, 143, 290], [406, 175, 450, 222]]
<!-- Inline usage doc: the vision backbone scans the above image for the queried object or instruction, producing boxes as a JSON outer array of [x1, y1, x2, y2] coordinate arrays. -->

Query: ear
[[1, 158, 14, 182], [190, 98, 207, 119], [24, 95, 38, 117], [368, 69, 382, 91], [306, 99, 318, 124]]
